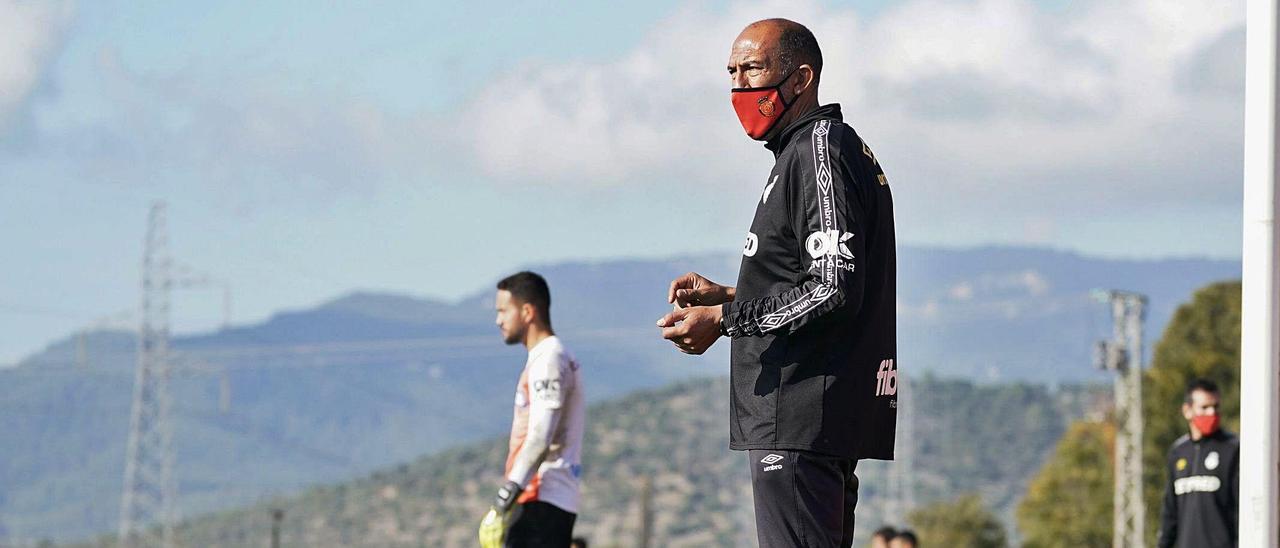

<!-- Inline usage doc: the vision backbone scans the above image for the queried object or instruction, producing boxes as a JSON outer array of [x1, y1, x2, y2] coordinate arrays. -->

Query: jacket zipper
[[1193, 441, 1202, 476]]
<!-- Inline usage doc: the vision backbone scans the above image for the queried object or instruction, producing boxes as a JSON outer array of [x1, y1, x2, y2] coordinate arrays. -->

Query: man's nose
[[732, 72, 750, 89]]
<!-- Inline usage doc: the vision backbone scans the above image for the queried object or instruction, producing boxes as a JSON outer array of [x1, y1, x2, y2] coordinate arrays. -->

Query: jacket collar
[[1192, 428, 1231, 443], [764, 103, 844, 157]]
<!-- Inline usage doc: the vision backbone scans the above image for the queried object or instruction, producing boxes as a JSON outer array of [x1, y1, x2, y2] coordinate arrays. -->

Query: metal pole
[[1111, 298, 1127, 548], [890, 370, 913, 520], [638, 476, 653, 548], [1095, 290, 1146, 547], [1242, 0, 1280, 544], [1124, 297, 1145, 546], [271, 509, 283, 548]]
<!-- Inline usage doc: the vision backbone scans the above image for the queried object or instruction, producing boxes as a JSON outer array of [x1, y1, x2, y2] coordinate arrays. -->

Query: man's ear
[[794, 64, 815, 96], [521, 302, 536, 323]]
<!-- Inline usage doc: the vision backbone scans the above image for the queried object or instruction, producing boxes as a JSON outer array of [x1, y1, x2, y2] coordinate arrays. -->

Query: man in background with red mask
[[1158, 378, 1239, 548], [657, 18, 896, 548]]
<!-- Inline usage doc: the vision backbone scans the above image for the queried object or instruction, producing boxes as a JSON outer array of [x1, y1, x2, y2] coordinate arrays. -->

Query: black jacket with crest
[[721, 104, 897, 460]]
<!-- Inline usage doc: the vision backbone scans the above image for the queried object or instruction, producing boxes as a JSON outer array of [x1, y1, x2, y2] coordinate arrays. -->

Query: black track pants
[[505, 501, 576, 548], [749, 449, 859, 548]]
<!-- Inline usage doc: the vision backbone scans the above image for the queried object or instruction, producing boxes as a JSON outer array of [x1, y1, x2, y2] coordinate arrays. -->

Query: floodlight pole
[[1094, 290, 1146, 547], [1241, 0, 1280, 545]]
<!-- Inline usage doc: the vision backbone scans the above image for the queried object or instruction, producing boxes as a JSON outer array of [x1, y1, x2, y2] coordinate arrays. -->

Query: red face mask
[[1191, 414, 1220, 436], [731, 70, 798, 140]]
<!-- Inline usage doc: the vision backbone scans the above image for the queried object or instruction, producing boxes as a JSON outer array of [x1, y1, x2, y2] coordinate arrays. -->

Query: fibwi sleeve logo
[[875, 359, 897, 397]]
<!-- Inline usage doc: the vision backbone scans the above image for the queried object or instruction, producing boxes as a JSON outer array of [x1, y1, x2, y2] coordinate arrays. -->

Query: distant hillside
[[0, 246, 1236, 542], [68, 375, 1103, 548]]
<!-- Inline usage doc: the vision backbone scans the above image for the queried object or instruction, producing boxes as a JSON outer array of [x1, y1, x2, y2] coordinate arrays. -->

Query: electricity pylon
[[118, 201, 177, 548]]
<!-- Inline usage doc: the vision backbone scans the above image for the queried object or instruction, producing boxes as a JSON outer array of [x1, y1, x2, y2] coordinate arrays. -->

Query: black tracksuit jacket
[[720, 104, 897, 460], [1158, 429, 1239, 548]]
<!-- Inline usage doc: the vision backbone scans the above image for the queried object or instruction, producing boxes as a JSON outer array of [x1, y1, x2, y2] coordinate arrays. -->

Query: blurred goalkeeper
[[480, 271, 585, 548]]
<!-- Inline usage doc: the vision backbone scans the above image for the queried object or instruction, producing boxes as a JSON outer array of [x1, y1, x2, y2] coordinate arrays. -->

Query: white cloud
[[5, 0, 1244, 254], [0, 0, 72, 130], [24, 0, 1245, 208], [460, 2, 791, 185], [41, 50, 446, 199], [456, 0, 1245, 216]]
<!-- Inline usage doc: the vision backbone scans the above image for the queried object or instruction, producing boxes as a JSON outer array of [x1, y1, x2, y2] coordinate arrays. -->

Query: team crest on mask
[[757, 97, 776, 117]]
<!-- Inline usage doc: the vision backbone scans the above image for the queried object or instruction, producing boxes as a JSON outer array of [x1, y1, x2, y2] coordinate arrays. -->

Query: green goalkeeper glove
[[478, 481, 523, 548]]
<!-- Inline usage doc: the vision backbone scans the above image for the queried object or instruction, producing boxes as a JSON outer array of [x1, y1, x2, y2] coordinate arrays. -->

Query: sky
[[0, 0, 1246, 364]]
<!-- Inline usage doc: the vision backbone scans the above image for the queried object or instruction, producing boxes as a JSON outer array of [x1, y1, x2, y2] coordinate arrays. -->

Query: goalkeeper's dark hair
[[497, 271, 552, 326]]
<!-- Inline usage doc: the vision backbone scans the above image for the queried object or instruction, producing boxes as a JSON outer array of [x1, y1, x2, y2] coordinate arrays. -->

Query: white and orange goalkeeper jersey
[[504, 335, 584, 513]]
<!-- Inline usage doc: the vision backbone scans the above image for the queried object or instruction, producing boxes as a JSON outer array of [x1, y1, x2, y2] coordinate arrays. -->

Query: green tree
[[908, 493, 1008, 548], [1017, 420, 1114, 547], [1142, 281, 1241, 543]]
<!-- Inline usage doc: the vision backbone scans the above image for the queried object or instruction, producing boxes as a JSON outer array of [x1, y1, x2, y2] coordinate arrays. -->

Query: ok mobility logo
[[806, 230, 855, 274], [806, 230, 853, 259]]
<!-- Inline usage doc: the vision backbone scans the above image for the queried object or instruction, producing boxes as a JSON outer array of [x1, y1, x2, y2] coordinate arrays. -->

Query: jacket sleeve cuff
[[720, 302, 735, 337]]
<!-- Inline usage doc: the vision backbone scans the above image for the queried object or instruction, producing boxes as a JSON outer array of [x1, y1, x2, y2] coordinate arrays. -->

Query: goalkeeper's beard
[[502, 324, 526, 345]]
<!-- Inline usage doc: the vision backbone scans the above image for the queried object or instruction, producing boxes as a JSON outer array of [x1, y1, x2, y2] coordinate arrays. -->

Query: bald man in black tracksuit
[[658, 19, 897, 548]]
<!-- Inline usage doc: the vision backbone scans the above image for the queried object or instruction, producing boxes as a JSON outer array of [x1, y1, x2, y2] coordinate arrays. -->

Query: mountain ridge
[[0, 245, 1238, 542]]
